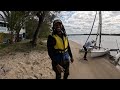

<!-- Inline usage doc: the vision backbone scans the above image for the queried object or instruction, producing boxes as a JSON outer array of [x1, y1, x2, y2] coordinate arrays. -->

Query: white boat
[[91, 48, 110, 57], [90, 11, 110, 58]]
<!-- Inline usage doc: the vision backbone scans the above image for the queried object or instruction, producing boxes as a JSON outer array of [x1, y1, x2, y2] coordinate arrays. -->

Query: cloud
[[58, 11, 120, 34]]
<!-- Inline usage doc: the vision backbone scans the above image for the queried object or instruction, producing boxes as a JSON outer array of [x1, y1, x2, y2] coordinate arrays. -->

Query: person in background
[[83, 40, 96, 61]]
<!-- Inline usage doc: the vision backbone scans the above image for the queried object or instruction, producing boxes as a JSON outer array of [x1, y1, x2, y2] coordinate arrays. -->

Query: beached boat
[[91, 47, 110, 57], [90, 11, 110, 57]]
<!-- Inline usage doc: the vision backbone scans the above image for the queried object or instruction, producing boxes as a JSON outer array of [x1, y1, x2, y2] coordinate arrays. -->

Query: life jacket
[[52, 34, 68, 53]]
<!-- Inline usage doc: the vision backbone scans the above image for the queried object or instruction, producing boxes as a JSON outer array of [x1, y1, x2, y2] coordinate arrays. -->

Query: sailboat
[[90, 11, 110, 58]]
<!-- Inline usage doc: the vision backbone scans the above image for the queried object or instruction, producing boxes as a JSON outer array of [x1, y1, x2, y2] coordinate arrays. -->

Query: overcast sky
[[56, 11, 120, 34], [1, 11, 120, 34]]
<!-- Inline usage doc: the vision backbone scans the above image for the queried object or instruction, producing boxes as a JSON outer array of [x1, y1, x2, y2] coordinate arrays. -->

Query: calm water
[[68, 35, 120, 56]]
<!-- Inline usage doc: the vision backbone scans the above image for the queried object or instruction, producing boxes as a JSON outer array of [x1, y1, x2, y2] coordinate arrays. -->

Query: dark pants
[[52, 61, 70, 79], [83, 46, 87, 59]]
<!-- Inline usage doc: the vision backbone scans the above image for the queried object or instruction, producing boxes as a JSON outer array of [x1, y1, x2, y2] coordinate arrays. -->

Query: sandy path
[[68, 40, 120, 79]]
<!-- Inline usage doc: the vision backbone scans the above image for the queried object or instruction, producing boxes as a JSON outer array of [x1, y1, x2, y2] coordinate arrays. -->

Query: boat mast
[[99, 11, 102, 49]]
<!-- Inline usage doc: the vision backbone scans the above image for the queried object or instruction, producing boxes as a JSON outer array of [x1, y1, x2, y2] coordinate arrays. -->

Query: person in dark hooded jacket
[[47, 19, 74, 79]]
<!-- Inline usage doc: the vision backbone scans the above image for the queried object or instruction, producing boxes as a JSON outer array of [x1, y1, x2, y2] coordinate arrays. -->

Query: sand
[[0, 51, 55, 79], [0, 40, 120, 79], [68, 40, 120, 79]]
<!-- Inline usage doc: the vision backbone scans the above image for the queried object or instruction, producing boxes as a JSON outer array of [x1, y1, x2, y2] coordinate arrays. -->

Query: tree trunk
[[16, 32, 20, 42], [31, 11, 45, 47], [10, 31, 13, 44]]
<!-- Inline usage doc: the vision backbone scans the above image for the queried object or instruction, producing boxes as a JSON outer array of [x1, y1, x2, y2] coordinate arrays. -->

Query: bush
[[0, 33, 6, 43], [0, 33, 11, 43]]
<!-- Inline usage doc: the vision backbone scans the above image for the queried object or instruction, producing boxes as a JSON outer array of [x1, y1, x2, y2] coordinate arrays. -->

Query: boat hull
[[91, 48, 110, 57]]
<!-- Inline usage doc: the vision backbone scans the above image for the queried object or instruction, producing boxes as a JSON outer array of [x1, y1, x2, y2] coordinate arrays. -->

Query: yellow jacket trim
[[53, 34, 68, 51]]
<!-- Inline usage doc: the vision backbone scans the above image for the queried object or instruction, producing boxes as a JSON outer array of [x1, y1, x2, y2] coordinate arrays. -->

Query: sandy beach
[[0, 50, 55, 79], [69, 40, 120, 79], [0, 40, 120, 79]]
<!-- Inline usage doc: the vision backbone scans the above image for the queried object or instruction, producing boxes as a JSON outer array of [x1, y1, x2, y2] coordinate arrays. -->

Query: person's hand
[[56, 64, 65, 73], [70, 58, 74, 63]]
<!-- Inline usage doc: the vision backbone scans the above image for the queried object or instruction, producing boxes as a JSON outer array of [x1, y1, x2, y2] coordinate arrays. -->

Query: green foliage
[[0, 39, 47, 56], [38, 21, 51, 38], [38, 11, 60, 38], [2, 11, 31, 43], [0, 33, 10, 43], [0, 44, 8, 49], [25, 17, 38, 39], [2, 11, 60, 44]]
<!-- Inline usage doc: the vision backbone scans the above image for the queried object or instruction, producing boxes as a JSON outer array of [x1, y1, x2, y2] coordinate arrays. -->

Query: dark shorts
[[52, 51, 70, 78], [83, 46, 87, 52], [52, 60, 70, 75]]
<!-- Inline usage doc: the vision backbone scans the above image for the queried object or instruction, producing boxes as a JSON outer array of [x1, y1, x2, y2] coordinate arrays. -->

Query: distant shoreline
[[67, 34, 120, 36]]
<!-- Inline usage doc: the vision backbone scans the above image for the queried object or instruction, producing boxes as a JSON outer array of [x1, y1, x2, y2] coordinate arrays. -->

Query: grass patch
[[0, 39, 47, 56], [0, 44, 8, 49]]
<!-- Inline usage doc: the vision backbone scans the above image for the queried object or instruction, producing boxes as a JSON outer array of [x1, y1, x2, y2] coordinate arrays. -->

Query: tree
[[25, 17, 38, 39], [0, 13, 6, 23], [2, 11, 30, 43], [1, 11, 60, 46], [13, 11, 30, 42], [38, 20, 51, 38], [31, 11, 60, 47], [31, 11, 46, 47]]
